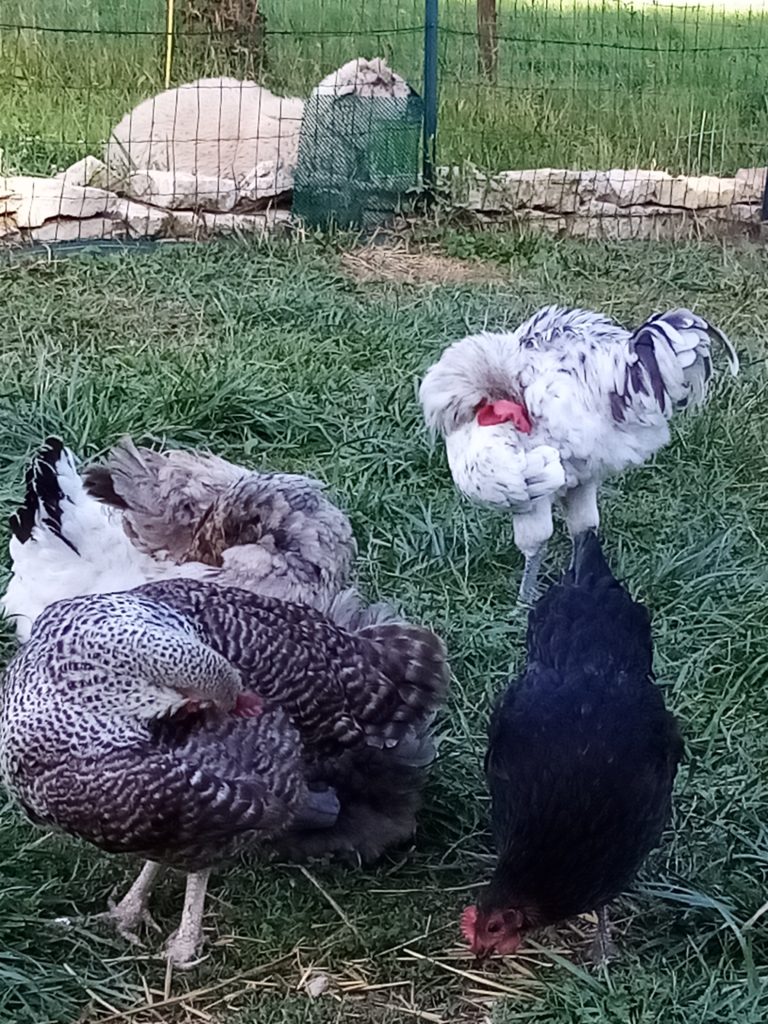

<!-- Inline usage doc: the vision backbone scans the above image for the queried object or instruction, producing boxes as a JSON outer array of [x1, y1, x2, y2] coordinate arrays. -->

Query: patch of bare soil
[[340, 245, 508, 286]]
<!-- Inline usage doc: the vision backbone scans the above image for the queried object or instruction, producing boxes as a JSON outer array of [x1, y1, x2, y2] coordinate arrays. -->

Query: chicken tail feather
[[357, 622, 449, 725], [629, 308, 737, 416], [568, 530, 612, 587], [9, 437, 80, 552]]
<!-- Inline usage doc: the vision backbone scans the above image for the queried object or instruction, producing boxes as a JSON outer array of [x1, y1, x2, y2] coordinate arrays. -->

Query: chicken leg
[[513, 498, 555, 604], [518, 545, 547, 604], [53, 860, 163, 943], [563, 482, 600, 542], [101, 860, 164, 942], [165, 868, 211, 969], [54, 860, 163, 946], [589, 905, 617, 965]]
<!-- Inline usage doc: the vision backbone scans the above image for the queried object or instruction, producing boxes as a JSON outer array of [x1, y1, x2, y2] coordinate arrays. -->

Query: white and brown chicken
[[1, 436, 379, 641], [420, 306, 739, 600]]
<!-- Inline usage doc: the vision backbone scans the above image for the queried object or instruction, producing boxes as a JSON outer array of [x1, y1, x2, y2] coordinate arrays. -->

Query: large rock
[[511, 203, 759, 242], [463, 168, 584, 213], [0, 176, 116, 228], [588, 169, 672, 207], [29, 216, 119, 243], [735, 167, 766, 202], [123, 170, 240, 213], [113, 199, 172, 238], [654, 174, 736, 209], [238, 160, 294, 207], [55, 156, 110, 190], [202, 209, 292, 236], [585, 169, 738, 210], [116, 162, 292, 213]]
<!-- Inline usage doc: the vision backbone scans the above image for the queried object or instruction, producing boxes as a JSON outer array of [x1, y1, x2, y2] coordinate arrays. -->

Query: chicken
[[419, 306, 739, 601], [460, 531, 682, 962], [0, 579, 448, 968], [1, 436, 372, 642]]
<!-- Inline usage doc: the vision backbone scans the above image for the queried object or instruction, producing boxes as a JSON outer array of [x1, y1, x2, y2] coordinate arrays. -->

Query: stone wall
[[440, 167, 767, 241], [1, 158, 765, 245], [0, 157, 293, 245]]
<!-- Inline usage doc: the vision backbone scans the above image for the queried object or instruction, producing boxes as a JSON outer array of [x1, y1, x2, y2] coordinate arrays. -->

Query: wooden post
[[477, 0, 497, 81]]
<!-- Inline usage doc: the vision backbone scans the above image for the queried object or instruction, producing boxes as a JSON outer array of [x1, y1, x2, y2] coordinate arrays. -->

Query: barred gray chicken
[[0, 579, 448, 968]]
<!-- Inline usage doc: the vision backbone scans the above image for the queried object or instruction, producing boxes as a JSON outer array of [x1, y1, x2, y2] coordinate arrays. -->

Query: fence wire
[[0, 0, 766, 247], [438, 0, 768, 175]]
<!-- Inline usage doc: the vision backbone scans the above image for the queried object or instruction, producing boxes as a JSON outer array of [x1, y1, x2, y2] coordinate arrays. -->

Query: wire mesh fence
[[0, 0, 767, 246], [438, 0, 768, 176], [0, 0, 426, 173]]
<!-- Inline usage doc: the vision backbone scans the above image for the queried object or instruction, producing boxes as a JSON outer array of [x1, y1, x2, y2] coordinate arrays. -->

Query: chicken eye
[[487, 920, 502, 933]]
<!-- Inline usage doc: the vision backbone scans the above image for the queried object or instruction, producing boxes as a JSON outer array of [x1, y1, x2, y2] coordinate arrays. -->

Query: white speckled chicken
[[420, 306, 738, 600], [2, 437, 362, 641], [0, 579, 448, 968]]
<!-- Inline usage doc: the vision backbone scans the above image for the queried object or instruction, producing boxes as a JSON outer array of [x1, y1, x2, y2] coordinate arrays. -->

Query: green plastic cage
[[292, 92, 424, 230]]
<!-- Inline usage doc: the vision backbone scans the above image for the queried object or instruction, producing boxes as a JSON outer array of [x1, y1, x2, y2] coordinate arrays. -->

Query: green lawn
[[0, 233, 766, 1023], [1, 0, 767, 176]]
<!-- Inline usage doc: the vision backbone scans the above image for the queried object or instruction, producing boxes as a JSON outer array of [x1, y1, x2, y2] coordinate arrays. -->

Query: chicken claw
[[97, 861, 164, 944]]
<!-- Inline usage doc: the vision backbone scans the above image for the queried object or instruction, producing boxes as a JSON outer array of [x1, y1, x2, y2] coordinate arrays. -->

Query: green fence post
[[423, 0, 439, 189]]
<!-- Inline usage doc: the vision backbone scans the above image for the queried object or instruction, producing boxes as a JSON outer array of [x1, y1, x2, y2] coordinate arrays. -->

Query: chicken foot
[[165, 868, 211, 970], [96, 860, 164, 944], [53, 860, 163, 944]]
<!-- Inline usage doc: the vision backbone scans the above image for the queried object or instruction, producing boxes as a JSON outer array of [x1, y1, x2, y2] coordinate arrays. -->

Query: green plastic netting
[[292, 92, 423, 230]]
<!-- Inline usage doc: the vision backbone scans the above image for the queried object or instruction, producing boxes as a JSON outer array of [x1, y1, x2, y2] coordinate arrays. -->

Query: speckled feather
[[420, 305, 737, 509], [0, 581, 448, 869], [419, 305, 737, 563], [0, 596, 307, 870], [83, 437, 357, 608], [135, 578, 448, 752], [2, 438, 374, 643]]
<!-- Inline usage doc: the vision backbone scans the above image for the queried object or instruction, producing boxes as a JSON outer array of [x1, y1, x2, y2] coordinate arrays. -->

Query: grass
[[0, 232, 767, 1023], [1, 0, 768, 177]]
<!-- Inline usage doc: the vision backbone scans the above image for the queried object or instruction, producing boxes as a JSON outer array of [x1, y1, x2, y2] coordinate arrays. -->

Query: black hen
[[461, 531, 682, 959]]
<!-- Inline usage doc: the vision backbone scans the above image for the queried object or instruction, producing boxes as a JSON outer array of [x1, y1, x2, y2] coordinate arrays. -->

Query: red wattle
[[460, 905, 478, 943], [233, 692, 264, 718], [476, 399, 532, 433]]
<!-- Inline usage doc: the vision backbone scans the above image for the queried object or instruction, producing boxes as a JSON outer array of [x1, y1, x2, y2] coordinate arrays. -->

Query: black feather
[[82, 464, 129, 509], [633, 329, 668, 409], [9, 437, 79, 555]]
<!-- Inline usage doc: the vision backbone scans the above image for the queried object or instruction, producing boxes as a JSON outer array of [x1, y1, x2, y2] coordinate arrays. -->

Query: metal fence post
[[423, 0, 438, 189], [762, 167, 768, 222]]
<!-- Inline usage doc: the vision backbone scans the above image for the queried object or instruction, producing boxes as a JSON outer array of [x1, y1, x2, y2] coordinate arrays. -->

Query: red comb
[[460, 905, 478, 943]]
